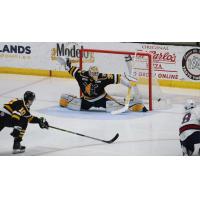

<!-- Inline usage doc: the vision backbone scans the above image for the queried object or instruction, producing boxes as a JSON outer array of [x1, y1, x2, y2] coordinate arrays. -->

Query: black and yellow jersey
[[3, 98, 39, 123], [68, 66, 121, 100]]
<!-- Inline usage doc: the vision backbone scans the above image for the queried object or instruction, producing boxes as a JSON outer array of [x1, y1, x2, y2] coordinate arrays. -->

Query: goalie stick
[[49, 126, 119, 144], [111, 87, 131, 115], [111, 53, 137, 115]]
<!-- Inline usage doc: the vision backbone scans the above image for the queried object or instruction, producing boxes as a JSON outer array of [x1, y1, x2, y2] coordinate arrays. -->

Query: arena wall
[[0, 42, 199, 89]]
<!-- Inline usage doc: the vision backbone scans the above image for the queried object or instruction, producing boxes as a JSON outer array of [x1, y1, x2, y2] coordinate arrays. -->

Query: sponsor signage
[[182, 48, 200, 80], [0, 42, 199, 83]]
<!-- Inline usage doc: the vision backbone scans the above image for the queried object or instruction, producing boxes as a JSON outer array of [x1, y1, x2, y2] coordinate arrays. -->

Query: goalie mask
[[88, 66, 99, 81], [184, 99, 196, 111]]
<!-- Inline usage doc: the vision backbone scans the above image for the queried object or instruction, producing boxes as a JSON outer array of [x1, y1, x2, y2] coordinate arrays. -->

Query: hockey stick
[[49, 126, 119, 144], [111, 53, 137, 115], [111, 87, 131, 115]]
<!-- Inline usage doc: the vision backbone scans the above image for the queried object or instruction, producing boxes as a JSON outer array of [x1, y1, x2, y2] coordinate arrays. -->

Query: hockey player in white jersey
[[179, 100, 200, 156]]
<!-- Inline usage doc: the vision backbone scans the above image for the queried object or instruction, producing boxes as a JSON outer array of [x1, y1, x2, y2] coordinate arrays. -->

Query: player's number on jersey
[[19, 108, 26, 116], [182, 113, 191, 124]]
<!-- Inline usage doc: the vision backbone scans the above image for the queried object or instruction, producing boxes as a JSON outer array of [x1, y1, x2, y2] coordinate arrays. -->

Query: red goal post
[[79, 48, 153, 111]]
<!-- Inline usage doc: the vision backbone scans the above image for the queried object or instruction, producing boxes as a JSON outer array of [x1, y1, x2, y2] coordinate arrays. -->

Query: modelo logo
[[56, 43, 90, 59], [0, 45, 31, 54], [182, 48, 200, 80]]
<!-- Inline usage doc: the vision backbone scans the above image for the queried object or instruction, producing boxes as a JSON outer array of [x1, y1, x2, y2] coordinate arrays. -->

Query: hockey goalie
[[57, 56, 148, 113]]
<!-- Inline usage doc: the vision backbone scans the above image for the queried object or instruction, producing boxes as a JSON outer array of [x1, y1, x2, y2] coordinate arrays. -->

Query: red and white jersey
[[179, 106, 200, 141]]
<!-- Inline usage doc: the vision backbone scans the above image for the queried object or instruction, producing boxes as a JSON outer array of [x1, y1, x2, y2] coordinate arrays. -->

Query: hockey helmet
[[24, 91, 36, 106], [184, 99, 196, 111]]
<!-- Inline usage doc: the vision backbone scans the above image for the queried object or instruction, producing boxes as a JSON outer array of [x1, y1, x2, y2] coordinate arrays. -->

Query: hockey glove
[[39, 117, 49, 129]]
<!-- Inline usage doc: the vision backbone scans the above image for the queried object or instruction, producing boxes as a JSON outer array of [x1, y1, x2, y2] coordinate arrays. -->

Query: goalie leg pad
[[60, 94, 148, 113], [59, 94, 81, 111], [129, 103, 148, 112], [106, 97, 148, 113], [60, 98, 69, 107]]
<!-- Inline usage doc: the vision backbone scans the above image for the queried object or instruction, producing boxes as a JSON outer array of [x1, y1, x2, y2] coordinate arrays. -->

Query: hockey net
[[79, 48, 169, 111]]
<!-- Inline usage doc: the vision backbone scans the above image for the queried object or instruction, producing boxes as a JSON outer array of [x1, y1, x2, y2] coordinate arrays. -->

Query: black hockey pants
[[0, 111, 28, 142]]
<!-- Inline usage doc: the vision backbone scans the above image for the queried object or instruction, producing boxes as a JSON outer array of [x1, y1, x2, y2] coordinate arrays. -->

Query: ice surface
[[0, 74, 199, 155]]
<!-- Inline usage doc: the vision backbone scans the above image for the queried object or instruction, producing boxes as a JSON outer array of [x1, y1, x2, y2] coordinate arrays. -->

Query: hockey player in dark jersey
[[58, 57, 148, 112], [0, 91, 49, 154]]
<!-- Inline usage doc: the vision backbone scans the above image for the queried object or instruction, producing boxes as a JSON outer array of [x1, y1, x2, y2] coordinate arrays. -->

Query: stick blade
[[105, 133, 119, 144], [111, 105, 129, 115], [111, 87, 131, 115]]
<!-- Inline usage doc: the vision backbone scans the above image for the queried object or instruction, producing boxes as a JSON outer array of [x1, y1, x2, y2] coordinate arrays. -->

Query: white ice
[[0, 74, 199, 156]]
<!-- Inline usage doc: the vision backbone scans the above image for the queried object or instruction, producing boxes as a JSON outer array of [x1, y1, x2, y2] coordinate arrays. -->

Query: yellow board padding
[[0, 67, 72, 78], [158, 79, 200, 89], [51, 70, 72, 78], [0, 67, 49, 76], [138, 77, 200, 89], [0, 66, 199, 89]]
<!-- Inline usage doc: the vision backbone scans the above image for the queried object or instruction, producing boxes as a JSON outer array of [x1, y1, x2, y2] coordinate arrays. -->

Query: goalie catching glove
[[120, 55, 138, 88], [38, 117, 49, 129]]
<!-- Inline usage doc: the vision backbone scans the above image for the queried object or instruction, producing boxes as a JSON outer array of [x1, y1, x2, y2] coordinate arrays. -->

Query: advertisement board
[[0, 42, 199, 88]]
